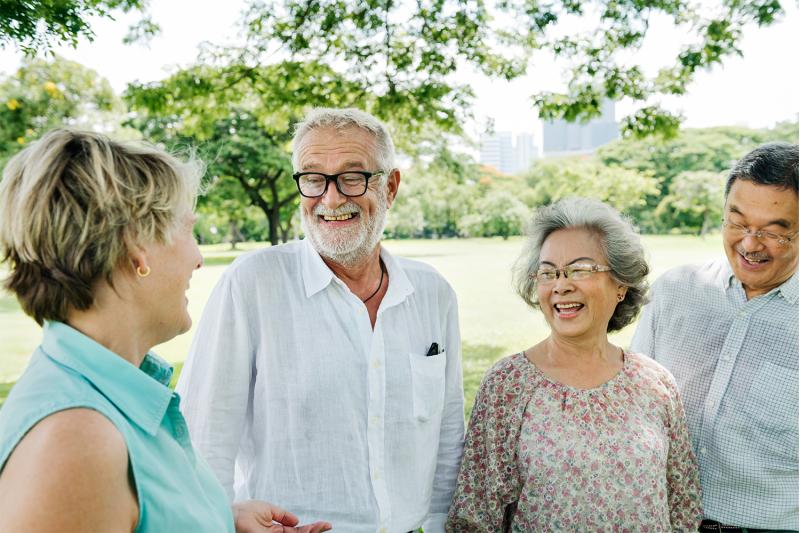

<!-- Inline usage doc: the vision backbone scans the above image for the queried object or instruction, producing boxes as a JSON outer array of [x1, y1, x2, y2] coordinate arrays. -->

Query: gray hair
[[292, 107, 396, 183], [512, 197, 649, 333]]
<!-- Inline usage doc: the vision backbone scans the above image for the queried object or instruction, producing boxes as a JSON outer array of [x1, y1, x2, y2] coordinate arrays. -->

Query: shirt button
[[370, 415, 380, 426], [373, 472, 381, 480], [372, 358, 381, 368], [700, 447, 707, 455], [380, 528, 387, 533]]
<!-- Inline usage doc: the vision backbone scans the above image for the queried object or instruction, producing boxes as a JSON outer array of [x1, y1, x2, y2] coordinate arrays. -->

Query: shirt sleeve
[[663, 373, 703, 531], [446, 361, 525, 533], [630, 282, 659, 357], [176, 268, 254, 501], [423, 289, 466, 533]]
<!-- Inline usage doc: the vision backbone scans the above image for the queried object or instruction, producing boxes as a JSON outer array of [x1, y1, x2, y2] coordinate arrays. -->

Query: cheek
[[537, 286, 551, 307], [301, 199, 317, 214]]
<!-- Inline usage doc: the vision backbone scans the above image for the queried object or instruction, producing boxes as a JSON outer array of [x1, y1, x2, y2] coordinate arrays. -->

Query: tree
[[0, 55, 123, 160], [130, 110, 300, 247], [657, 170, 725, 235], [596, 123, 798, 231], [458, 190, 530, 239], [241, 0, 784, 138], [200, 115, 297, 246], [523, 156, 659, 213], [0, 0, 153, 53]]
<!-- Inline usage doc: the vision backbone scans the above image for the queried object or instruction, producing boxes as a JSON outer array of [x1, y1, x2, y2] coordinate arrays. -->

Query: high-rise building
[[514, 133, 537, 173], [479, 131, 538, 174], [542, 100, 619, 156]]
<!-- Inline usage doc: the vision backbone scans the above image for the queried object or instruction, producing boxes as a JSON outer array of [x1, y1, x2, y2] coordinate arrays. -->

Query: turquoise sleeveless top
[[0, 321, 234, 532]]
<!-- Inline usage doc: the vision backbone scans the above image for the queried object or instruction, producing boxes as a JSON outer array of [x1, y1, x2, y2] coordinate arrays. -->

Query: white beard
[[301, 189, 388, 268]]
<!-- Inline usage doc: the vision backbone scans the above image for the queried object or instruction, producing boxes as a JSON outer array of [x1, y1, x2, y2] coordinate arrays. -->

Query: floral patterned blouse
[[446, 351, 702, 532]]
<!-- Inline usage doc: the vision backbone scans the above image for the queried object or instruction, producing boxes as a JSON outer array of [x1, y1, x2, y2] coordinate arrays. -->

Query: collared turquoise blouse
[[0, 321, 234, 532]]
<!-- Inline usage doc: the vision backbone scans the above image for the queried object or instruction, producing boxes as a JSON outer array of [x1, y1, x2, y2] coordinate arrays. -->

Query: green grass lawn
[[0, 235, 724, 411]]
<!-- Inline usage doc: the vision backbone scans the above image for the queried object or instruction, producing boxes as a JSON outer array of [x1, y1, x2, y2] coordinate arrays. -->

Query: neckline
[[519, 349, 628, 394]]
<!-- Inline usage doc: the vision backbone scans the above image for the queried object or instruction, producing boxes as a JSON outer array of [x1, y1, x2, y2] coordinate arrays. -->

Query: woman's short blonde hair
[[0, 129, 202, 325]]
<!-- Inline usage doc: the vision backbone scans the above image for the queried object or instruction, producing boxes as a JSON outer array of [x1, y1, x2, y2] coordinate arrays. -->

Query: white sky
[[1, 0, 798, 145]]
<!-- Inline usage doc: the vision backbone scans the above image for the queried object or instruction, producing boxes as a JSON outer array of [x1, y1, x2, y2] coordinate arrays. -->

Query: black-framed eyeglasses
[[722, 220, 797, 246], [531, 263, 613, 284], [292, 170, 385, 198]]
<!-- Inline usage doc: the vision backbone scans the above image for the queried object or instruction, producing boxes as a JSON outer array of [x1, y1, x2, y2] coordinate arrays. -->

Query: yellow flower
[[43, 81, 59, 97], [17, 137, 25, 145], [6, 98, 20, 110]]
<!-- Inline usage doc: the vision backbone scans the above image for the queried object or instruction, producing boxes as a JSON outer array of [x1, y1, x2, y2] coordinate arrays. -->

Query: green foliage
[[387, 145, 484, 238], [596, 122, 799, 232], [656, 170, 725, 235], [0, 0, 150, 53], [243, 0, 784, 137], [522, 156, 659, 213], [197, 115, 298, 246], [0, 55, 124, 161], [458, 190, 530, 240]]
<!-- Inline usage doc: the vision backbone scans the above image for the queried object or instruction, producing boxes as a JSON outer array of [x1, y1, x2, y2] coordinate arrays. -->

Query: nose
[[193, 240, 203, 270], [320, 178, 347, 210], [552, 272, 574, 294], [740, 232, 766, 252]]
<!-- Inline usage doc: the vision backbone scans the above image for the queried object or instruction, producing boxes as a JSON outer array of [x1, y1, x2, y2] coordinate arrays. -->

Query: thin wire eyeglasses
[[531, 263, 613, 284], [292, 170, 385, 198], [722, 220, 797, 246]]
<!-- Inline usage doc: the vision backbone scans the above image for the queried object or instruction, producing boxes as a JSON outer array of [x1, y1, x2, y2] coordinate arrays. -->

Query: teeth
[[556, 303, 582, 309], [322, 213, 355, 221]]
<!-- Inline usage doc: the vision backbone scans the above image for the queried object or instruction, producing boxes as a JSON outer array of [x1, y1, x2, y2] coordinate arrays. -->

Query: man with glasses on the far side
[[632, 142, 799, 532], [177, 108, 465, 533]]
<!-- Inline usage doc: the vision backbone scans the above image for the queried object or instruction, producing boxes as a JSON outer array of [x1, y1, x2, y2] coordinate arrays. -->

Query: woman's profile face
[[536, 227, 625, 341], [136, 210, 203, 344]]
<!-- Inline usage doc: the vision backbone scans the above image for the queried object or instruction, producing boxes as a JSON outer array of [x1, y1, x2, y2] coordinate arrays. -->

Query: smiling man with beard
[[632, 142, 799, 532], [177, 108, 465, 533]]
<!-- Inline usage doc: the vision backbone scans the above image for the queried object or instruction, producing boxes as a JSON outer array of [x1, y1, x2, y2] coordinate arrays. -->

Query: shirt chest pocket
[[743, 362, 798, 461], [408, 351, 446, 422]]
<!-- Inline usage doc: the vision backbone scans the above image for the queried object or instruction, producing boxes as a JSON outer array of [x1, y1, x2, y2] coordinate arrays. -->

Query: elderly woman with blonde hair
[[0, 130, 330, 533], [446, 197, 702, 532]]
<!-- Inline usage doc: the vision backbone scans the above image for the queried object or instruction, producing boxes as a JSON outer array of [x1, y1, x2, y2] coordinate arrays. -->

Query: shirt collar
[[41, 321, 173, 436], [299, 238, 415, 306], [301, 238, 335, 298], [721, 260, 798, 305]]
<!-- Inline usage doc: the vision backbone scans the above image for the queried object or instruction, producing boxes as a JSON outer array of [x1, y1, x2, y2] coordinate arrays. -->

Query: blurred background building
[[542, 100, 619, 156]]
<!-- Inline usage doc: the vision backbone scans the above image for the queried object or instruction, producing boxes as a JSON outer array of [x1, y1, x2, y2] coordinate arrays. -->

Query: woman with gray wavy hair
[[447, 197, 702, 532]]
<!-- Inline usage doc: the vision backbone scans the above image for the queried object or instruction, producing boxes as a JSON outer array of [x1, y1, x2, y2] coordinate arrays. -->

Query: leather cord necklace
[[362, 259, 386, 303]]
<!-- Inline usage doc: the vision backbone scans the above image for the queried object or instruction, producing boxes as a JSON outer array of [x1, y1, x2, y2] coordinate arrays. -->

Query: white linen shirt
[[177, 239, 465, 533]]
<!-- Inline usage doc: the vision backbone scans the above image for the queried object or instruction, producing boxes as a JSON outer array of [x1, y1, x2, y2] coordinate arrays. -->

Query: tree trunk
[[229, 220, 242, 250]]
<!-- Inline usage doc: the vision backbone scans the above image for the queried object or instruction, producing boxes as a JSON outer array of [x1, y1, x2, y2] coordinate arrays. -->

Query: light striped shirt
[[631, 258, 798, 529]]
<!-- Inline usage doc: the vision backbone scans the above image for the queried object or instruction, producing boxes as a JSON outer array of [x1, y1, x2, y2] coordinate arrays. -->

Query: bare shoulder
[[0, 408, 138, 532]]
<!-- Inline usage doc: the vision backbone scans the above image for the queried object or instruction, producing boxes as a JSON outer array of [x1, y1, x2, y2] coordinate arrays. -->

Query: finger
[[299, 522, 333, 533], [270, 506, 299, 526]]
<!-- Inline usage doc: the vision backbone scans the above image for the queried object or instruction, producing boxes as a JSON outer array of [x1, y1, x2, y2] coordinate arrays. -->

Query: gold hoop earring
[[136, 265, 151, 278]]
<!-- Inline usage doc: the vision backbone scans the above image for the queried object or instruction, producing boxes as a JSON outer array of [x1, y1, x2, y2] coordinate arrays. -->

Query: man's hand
[[232, 500, 332, 533]]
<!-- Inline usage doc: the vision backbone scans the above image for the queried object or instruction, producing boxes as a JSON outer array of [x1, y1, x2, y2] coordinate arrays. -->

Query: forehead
[[296, 126, 378, 171], [726, 180, 799, 227], [540, 227, 606, 263]]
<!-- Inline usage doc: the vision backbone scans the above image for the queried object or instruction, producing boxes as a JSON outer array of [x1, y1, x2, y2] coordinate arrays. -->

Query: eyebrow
[[301, 159, 369, 172], [539, 256, 597, 267], [728, 205, 793, 229]]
